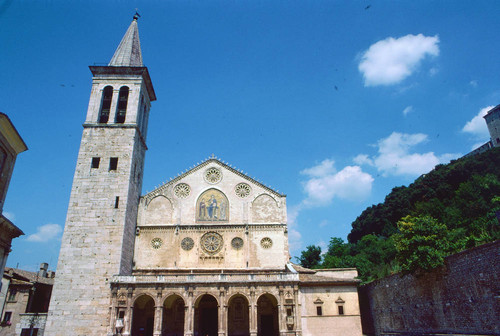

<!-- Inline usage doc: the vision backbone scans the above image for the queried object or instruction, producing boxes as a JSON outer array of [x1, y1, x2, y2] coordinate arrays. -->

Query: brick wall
[[359, 240, 500, 335]]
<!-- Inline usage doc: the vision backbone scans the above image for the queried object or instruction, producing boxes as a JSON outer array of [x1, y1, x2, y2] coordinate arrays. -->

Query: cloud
[[357, 132, 459, 176], [319, 220, 329, 228], [462, 105, 494, 140], [470, 80, 478, 87], [3, 212, 15, 221], [402, 106, 413, 116], [26, 224, 62, 242], [359, 34, 440, 86], [301, 161, 374, 205]]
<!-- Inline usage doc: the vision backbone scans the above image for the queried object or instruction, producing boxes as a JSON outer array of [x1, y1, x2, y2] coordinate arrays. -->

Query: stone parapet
[[111, 272, 299, 284]]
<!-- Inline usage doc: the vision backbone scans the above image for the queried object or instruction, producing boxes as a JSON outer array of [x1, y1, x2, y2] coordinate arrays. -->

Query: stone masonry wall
[[359, 240, 500, 335]]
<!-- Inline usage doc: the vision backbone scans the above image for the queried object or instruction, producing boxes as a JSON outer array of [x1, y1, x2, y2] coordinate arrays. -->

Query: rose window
[[174, 183, 191, 198], [181, 237, 194, 251], [151, 238, 163, 249], [201, 232, 223, 255], [235, 183, 251, 198], [204, 167, 222, 184], [231, 237, 244, 250], [260, 237, 273, 249]]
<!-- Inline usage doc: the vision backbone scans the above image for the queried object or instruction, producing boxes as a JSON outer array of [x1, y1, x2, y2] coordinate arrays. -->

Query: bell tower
[[45, 15, 156, 336]]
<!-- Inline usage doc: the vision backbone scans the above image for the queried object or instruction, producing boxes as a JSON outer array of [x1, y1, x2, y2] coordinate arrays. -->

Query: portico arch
[[194, 294, 218, 336], [162, 294, 185, 336], [257, 293, 279, 336], [228, 294, 249, 336], [131, 294, 155, 336]]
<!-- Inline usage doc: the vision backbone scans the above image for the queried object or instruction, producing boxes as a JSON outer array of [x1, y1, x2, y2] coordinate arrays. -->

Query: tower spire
[[109, 15, 143, 67]]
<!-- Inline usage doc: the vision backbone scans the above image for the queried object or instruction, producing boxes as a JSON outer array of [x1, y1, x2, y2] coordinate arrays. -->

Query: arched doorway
[[227, 294, 249, 336], [194, 294, 218, 336], [257, 294, 279, 336], [162, 294, 185, 336], [131, 295, 155, 336]]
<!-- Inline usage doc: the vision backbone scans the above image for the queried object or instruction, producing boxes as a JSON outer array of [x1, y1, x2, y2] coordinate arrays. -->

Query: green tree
[[297, 245, 322, 269], [393, 215, 450, 274]]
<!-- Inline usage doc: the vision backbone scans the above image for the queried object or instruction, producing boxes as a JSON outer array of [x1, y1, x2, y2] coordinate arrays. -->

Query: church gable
[[138, 158, 286, 226]]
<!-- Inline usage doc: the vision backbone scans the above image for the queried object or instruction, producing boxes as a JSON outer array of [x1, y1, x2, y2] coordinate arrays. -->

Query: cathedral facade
[[45, 17, 362, 336]]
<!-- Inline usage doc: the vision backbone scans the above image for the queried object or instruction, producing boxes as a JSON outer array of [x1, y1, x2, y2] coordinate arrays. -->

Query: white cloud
[[3, 212, 15, 221], [357, 132, 459, 176], [462, 105, 494, 140], [302, 162, 373, 205], [470, 80, 478, 87], [402, 106, 413, 116], [319, 220, 329, 228], [300, 159, 335, 177], [358, 34, 440, 86], [26, 224, 62, 242], [353, 154, 374, 166]]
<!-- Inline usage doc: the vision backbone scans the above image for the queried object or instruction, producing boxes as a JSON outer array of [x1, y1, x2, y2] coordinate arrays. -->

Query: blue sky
[[1, 1, 499, 271]]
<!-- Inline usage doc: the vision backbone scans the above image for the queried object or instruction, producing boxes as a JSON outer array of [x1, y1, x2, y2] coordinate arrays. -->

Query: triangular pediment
[[143, 156, 284, 202]]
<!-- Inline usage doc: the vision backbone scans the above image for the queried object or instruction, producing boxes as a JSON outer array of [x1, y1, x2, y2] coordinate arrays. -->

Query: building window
[[496, 137, 499, 144], [99, 86, 113, 123], [316, 306, 322, 316], [2, 311, 11, 323], [0, 147, 6, 174], [338, 306, 344, 315], [7, 289, 16, 302], [115, 86, 129, 124], [21, 329, 38, 336], [115, 197, 119, 209], [91, 157, 100, 169], [109, 158, 118, 171]]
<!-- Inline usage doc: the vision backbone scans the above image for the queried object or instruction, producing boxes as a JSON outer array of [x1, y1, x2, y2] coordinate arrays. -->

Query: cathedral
[[45, 16, 362, 336]]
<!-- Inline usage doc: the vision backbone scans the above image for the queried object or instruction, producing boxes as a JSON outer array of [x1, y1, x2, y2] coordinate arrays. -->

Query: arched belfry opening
[[115, 86, 129, 123], [228, 294, 250, 336], [98, 86, 113, 123], [196, 188, 229, 222], [257, 294, 279, 336], [162, 294, 185, 336], [131, 294, 155, 336], [194, 294, 218, 336]]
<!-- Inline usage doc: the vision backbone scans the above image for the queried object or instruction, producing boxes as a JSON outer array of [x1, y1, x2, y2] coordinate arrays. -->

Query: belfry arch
[[194, 294, 219, 336], [131, 294, 155, 336], [162, 294, 185, 336], [257, 293, 279, 336]]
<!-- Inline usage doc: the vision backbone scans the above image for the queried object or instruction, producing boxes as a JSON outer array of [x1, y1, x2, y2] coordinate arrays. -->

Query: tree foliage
[[297, 245, 322, 269], [393, 215, 450, 274]]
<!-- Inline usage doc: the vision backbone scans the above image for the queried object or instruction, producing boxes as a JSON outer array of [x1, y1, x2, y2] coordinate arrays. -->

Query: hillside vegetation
[[298, 148, 500, 283]]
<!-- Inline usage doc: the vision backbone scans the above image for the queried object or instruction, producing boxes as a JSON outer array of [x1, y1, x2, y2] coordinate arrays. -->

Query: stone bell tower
[[45, 15, 156, 336]]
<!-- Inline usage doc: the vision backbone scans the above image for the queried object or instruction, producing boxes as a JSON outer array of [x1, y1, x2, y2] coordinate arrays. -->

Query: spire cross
[[133, 9, 141, 21]]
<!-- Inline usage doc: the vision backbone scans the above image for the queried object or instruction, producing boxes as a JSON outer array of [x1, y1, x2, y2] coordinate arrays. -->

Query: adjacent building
[[0, 263, 55, 336], [45, 16, 363, 336], [0, 113, 27, 291]]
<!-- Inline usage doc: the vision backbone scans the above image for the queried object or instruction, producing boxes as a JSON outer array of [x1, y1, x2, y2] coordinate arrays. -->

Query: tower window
[[338, 306, 344, 315], [496, 137, 499, 144], [91, 157, 100, 169], [109, 157, 118, 171], [115, 86, 129, 124], [7, 289, 16, 302], [99, 86, 113, 123], [114, 196, 119, 209], [316, 306, 322, 316], [2, 311, 11, 322]]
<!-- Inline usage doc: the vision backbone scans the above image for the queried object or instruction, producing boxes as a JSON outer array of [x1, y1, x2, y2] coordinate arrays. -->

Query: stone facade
[[484, 104, 500, 147], [359, 240, 500, 336], [46, 17, 363, 336]]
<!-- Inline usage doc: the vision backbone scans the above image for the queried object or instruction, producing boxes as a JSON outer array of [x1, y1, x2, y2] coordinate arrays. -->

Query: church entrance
[[162, 294, 185, 336], [227, 294, 249, 336], [131, 295, 155, 336], [194, 294, 218, 336], [257, 294, 279, 336]]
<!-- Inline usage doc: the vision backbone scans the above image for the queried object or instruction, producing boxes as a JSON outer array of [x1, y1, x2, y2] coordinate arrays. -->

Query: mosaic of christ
[[196, 188, 229, 222]]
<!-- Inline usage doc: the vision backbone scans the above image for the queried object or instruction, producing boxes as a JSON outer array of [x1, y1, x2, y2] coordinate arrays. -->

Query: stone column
[[185, 289, 194, 336], [293, 288, 302, 336], [249, 304, 257, 336], [108, 289, 118, 336], [218, 288, 226, 336], [123, 288, 134, 336], [278, 287, 286, 336], [153, 305, 163, 336]]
